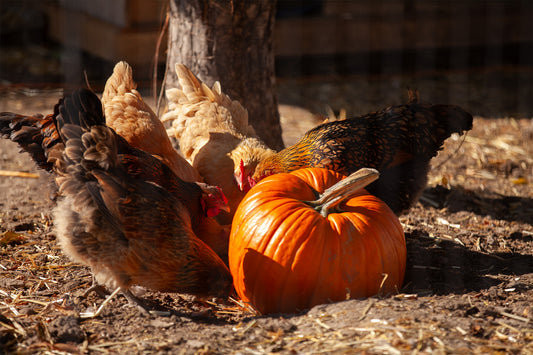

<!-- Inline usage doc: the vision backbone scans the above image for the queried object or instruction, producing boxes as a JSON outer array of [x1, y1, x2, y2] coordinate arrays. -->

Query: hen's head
[[234, 159, 258, 193], [230, 139, 275, 193], [250, 157, 278, 185], [197, 183, 229, 217]]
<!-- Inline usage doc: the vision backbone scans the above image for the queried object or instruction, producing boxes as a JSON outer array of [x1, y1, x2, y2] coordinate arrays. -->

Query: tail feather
[[56, 89, 105, 136], [433, 104, 474, 139], [166, 63, 253, 138], [0, 112, 62, 171], [400, 100, 473, 160], [101, 61, 135, 107], [174, 63, 204, 98], [405, 89, 473, 142], [56, 89, 117, 171]]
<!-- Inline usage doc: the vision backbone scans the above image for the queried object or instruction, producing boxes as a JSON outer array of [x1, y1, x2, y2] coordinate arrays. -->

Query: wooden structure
[[46, 1, 532, 74], [46, 0, 167, 67]]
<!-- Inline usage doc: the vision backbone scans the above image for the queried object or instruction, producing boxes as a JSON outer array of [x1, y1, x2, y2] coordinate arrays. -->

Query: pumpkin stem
[[305, 168, 379, 217]]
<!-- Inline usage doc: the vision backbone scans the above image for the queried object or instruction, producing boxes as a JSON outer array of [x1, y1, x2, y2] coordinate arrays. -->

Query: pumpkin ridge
[[309, 218, 344, 307], [278, 213, 326, 312], [343, 198, 405, 294], [332, 212, 370, 294]]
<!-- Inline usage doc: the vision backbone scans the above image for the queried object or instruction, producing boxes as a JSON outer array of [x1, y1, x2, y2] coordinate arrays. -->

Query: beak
[[219, 204, 230, 213]]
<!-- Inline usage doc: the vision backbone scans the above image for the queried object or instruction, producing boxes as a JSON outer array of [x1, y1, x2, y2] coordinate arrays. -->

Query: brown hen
[[1, 89, 233, 302], [252, 91, 473, 214], [2, 80, 230, 261]]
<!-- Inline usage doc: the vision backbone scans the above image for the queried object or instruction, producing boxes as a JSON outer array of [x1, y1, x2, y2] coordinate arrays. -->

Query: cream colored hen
[[102, 61, 202, 183], [162, 64, 275, 224]]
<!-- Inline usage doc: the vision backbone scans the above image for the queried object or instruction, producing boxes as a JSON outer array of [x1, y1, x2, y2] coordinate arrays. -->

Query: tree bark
[[166, 0, 284, 150]]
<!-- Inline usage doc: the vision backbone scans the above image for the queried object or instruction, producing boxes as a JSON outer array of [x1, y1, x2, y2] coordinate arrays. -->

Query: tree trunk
[[166, 0, 284, 150]]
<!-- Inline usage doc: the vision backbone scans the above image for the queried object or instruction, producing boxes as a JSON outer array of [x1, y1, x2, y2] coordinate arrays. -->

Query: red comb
[[240, 159, 245, 178], [217, 186, 228, 204]]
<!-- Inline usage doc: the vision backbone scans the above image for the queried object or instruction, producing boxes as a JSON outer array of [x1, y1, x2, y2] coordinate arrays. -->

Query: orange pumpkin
[[228, 167, 406, 314]]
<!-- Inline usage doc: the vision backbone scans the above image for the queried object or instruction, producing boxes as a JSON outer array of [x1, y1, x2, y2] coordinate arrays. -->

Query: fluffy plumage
[[102, 61, 202, 182], [162, 64, 275, 224]]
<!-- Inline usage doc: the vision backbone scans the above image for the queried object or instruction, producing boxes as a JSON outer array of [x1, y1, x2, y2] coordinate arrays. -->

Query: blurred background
[[0, 0, 532, 118]]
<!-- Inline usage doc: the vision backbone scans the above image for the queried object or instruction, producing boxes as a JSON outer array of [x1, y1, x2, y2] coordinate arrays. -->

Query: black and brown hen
[[252, 91, 473, 214]]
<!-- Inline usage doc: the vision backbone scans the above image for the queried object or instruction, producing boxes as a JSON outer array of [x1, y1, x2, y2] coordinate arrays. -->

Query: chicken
[[0, 112, 61, 172], [251, 90, 473, 214], [102, 61, 203, 182], [2, 114, 229, 264], [162, 64, 275, 224], [1, 89, 233, 303]]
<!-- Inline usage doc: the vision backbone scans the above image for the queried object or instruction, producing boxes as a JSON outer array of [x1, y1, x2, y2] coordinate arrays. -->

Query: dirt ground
[[1, 68, 533, 354]]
